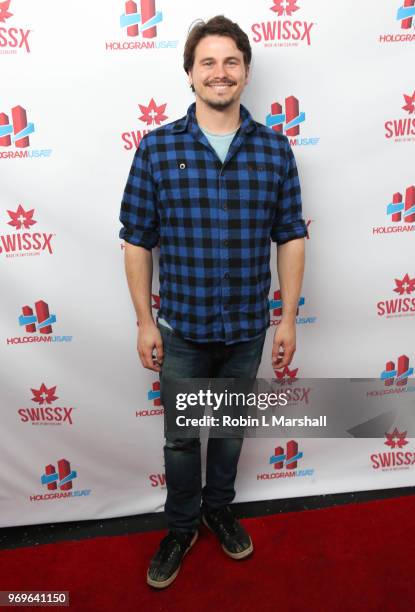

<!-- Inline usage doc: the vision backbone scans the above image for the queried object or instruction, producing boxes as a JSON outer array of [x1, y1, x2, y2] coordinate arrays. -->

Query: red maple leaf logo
[[31, 383, 58, 405], [402, 91, 415, 115], [270, 0, 300, 17], [274, 366, 299, 382], [0, 0, 13, 23], [138, 99, 168, 126], [384, 428, 408, 449], [151, 294, 160, 309], [7, 204, 36, 230], [394, 273, 415, 296]]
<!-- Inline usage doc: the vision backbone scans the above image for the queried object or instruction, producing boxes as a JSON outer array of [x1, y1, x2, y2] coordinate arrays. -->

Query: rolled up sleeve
[[271, 138, 307, 245], [119, 137, 159, 250]]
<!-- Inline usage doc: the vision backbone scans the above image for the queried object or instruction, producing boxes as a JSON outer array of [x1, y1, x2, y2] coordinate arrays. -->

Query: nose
[[212, 63, 228, 80]]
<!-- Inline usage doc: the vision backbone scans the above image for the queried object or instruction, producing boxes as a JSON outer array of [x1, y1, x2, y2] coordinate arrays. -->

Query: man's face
[[188, 35, 249, 111]]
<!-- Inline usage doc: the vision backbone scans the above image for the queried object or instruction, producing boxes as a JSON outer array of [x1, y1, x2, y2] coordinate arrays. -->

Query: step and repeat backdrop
[[1, 0, 414, 527]]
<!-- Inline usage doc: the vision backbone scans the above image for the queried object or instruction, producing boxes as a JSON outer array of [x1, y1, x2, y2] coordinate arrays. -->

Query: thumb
[[155, 339, 164, 364]]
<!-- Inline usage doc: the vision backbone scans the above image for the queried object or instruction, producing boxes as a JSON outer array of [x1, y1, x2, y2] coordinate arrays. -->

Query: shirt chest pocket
[[157, 160, 203, 201], [241, 163, 280, 210], [156, 160, 212, 225]]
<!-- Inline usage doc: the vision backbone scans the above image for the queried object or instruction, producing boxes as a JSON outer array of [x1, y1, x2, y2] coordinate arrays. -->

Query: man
[[119, 15, 306, 589]]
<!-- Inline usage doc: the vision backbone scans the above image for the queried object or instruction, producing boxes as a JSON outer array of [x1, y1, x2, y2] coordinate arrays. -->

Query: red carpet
[[1, 495, 414, 612]]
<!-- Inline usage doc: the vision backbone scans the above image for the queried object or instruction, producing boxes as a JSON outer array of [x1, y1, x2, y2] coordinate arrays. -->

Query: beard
[[195, 80, 238, 111], [203, 97, 235, 111]]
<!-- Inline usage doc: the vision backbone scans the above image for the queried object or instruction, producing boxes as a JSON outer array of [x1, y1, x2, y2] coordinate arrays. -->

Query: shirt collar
[[171, 102, 257, 136]]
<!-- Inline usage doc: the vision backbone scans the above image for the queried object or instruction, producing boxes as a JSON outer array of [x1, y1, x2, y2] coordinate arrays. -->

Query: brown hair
[[183, 15, 252, 75]]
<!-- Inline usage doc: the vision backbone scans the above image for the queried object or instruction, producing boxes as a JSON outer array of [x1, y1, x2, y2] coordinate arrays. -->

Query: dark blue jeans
[[158, 322, 266, 533]]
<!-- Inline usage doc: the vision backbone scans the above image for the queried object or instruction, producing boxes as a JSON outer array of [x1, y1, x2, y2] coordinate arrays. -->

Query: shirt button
[[223, 240, 228, 246], [222, 203, 227, 210], [224, 272, 229, 279]]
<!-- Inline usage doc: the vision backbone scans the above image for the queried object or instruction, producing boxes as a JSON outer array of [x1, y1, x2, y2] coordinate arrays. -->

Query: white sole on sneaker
[[146, 530, 199, 589], [202, 515, 254, 560]]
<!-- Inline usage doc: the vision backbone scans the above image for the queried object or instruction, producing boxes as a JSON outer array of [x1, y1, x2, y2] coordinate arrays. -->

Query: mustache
[[205, 79, 236, 86]]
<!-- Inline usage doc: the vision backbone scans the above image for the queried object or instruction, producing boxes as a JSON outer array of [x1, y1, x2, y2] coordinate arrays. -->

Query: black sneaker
[[202, 505, 253, 560], [147, 529, 198, 589]]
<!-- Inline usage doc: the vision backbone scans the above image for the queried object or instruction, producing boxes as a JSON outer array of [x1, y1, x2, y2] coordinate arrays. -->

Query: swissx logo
[[370, 429, 415, 471], [0, 0, 32, 54], [274, 366, 312, 406], [121, 98, 168, 150], [384, 91, 415, 142], [1, 205, 55, 258], [18, 383, 75, 426], [376, 274, 415, 319], [251, 0, 316, 48]]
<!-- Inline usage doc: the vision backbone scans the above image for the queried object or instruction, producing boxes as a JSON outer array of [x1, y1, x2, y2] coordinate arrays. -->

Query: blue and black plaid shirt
[[120, 102, 307, 345]]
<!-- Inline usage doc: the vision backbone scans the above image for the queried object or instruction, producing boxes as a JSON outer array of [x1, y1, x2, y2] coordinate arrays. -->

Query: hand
[[137, 322, 164, 372], [272, 320, 296, 369]]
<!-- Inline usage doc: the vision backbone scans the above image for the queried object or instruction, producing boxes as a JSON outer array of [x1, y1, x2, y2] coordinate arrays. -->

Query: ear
[[187, 70, 193, 88], [245, 64, 250, 84]]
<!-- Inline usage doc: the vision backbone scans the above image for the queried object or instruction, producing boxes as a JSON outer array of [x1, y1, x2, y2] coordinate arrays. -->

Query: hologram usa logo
[[41, 459, 77, 491], [372, 185, 415, 235], [269, 288, 316, 325], [31, 457, 91, 502], [6, 300, 73, 346], [120, 0, 162, 38], [136, 379, 163, 417], [19, 300, 56, 334], [387, 185, 415, 223], [397, 0, 415, 29], [0, 106, 52, 159], [378, 1, 415, 42], [0, 105, 34, 148], [266, 96, 319, 146], [266, 96, 305, 136], [380, 355, 414, 387], [106, 0, 178, 51], [270, 439, 303, 470], [257, 440, 314, 480]]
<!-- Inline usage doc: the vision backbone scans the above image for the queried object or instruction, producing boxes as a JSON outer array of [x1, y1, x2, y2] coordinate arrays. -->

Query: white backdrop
[[1, 0, 414, 527]]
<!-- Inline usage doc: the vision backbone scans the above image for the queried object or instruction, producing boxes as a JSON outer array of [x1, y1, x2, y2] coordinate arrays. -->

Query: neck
[[194, 97, 241, 134]]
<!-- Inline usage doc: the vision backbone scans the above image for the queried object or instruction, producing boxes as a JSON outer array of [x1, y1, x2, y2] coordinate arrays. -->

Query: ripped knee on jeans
[[165, 437, 201, 451]]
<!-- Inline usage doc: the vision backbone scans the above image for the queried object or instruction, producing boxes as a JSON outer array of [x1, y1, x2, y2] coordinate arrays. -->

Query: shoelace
[[158, 533, 182, 562], [215, 507, 238, 535], [158, 532, 191, 563]]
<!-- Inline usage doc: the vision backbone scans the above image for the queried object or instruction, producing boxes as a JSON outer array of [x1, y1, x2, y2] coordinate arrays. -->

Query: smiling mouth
[[207, 82, 235, 92]]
